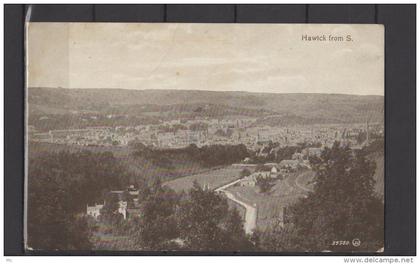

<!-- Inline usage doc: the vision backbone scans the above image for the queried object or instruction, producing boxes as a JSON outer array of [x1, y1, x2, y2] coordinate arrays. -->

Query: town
[[29, 116, 383, 152], [82, 116, 383, 233]]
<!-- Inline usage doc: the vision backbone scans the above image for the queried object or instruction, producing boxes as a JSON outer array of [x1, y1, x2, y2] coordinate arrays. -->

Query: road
[[283, 170, 314, 194], [216, 179, 257, 234], [214, 179, 242, 192], [215, 170, 313, 234], [294, 171, 314, 193], [223, 191, 257, 234]]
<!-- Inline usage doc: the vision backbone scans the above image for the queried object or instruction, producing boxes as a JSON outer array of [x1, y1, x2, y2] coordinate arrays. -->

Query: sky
[[27, 23, 384, 95]]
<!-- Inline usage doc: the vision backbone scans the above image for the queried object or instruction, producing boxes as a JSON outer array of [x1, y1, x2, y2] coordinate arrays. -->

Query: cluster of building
[[30, 114, 383, 153], [29, 117, 256, 147], [30, 126, 132, 146], [255, 121, 382, 150], [237, 145, 324, 187], [86, 185, 141, 221]]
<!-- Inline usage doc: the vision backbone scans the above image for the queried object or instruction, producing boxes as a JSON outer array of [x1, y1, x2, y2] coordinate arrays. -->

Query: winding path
[[214, 170, 313, 234], [294, 171, 314, 193], [215, 179, 257, 234], [214, 179, 242, 192]]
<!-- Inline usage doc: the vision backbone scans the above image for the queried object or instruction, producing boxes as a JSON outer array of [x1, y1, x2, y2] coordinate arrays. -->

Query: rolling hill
[[28, 87, 384, 125]]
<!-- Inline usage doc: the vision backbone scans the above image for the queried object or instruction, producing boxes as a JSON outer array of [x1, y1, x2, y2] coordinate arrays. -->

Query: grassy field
[[163, 166, 244, 192], [227, 169, 315, 230]]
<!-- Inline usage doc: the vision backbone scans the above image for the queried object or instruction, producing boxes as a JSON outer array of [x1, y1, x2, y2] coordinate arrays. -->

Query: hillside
[[28, 87, 384, 124]]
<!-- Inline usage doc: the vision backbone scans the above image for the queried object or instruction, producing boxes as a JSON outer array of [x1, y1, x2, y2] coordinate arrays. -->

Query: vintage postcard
[[25, 23, 384, 252]]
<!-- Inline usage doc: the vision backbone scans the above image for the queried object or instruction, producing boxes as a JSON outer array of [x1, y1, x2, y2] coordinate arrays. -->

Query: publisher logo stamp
[[352, 238, 361, 247]]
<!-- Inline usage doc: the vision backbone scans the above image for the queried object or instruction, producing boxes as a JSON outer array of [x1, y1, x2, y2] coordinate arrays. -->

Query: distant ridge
[[28, 86, 384, 97], [28, 87, 384, 125]]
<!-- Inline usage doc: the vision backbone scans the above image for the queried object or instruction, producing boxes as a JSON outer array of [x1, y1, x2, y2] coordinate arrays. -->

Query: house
[[240, 167, 279, 187], [86, 204, 104, 219], [243, 157, 252, 163], [118, 201, 128, 219], [128, 185, 139, 196], [240, 175, 256, 187], [87, 200, 127, 220], [87, 185, 141, 221], [270, 166, 278, 174]]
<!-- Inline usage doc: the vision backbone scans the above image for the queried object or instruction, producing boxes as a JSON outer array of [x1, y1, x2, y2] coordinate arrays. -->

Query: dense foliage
[[118, 181, 254, 251], [27, 151, 129, 250], [256, 142, 384, 252], [28, 150, 253, 251], [134, 143, 249, 168], [251, 142, 322, 163], [256, 177, 275, 194], [132, 182, 181, 250], [175, 182, 254, 251], [27, 139, 383, 252]]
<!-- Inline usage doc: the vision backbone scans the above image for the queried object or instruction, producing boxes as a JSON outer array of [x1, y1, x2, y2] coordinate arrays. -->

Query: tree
[[122, 190, 135, 208], [222, 208, 254, 250], [176, 181, 229, 250], [240, 168, 251, 178], [364, 138, 384, 154], [274, 142, 384, 252], [100, 193, 123, 224], [27, 150, 127, 250], [254, 224, 300, 252], [27, 166, 93, 250], [356, 131, 367, 144], [175, 181, 254, 251], [255, 164, 271, 172], [132, 183, 180, 250], [256, 176, 275, 194], [67, 215, 94, 249], [274, 146, 302, 163]]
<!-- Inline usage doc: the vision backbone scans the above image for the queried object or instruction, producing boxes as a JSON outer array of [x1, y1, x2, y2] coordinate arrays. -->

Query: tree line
[[27, 151, 129, 250], [133, 143, 249, 168]]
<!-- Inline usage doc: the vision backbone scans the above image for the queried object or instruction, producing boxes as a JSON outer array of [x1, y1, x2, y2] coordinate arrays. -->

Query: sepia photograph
[[25, 23, 384, 253]]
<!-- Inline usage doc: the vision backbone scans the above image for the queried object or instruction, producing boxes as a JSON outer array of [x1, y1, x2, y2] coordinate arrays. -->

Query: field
[[227, 169, 315, 230], [163, 166, 244, 192]]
